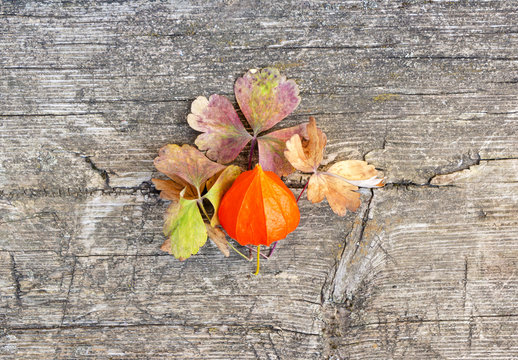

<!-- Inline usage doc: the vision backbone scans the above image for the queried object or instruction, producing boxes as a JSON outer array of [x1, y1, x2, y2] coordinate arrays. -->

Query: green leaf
[[163, 195, 207, 260], [203, 165, 241, 226]]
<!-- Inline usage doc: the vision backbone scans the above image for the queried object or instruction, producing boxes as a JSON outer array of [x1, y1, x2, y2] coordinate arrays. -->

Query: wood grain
[[323, 159, 518, 358], [1, 0, 518, 358]]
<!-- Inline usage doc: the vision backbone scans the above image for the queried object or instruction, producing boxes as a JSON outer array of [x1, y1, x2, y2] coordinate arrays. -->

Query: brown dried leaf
[[154, 144, 225, 192], [306, 160, 382, 216], [206, 225, 229, 257], [307, 173, 360, 216], [152, 178, 197, 201], [328, 160, 377, 180], [284, 117, 383, 216], [284, 117, 326, 173]]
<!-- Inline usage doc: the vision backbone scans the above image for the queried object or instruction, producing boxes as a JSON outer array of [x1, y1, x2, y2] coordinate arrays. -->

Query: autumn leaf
[[235, 67, 301, 135], [256, 124, 307, 179], [187, 68, 304, 176], [187, 95, 252, 164], [284, 116, 326, 173], [206, 225, 229, 257], [162, 192, 207, 259], [151, 178, 186, 201], [154, 144, 225, 195], [204, 165, 241, 226], [153, 144, 241, 259], [306, 162, 363, 216], [160, 223, 230, 259], [285, 117, 383, 216]]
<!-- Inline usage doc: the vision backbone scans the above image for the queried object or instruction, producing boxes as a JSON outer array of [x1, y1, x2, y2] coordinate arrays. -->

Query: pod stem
[[253, 245, 261, 275], [246, 245, 269, 259]]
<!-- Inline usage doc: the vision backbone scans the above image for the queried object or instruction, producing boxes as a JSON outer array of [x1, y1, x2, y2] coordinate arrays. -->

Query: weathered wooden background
[[1, 0, 518, 359]]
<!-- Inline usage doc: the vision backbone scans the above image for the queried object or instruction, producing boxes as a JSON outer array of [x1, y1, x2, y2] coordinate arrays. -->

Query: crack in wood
[[3, 322, 321, 337], [347, 313, 518, 330], [384, 181, 454, 188], [60, 256, 77, 328], [239, 43, 401, 51], [468, 256, 472, 312], [1, 157, 515, 199], [386, 55, 518, 61], [427, 152, 481, 183], [429, 156, 518, 186], [9, 252, 23, 308], [480, 157, 518, 161], [352, 189, 374, 260], [326, 190, 375, 304], [0, 112, 104, 117], [268, 332, 282, 359], [82, 156, 111, 189], [468, 310, 474, 349], [0, 181, 161, 200]]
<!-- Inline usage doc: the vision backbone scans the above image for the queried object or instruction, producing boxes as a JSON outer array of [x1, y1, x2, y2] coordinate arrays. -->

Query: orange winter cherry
[[218, 164, 300, 273]]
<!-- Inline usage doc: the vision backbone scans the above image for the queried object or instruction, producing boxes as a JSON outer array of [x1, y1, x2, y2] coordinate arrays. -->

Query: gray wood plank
[[0, 325, 322, 360], [0, 198, 351, 359], [1, 0, 518, 358], [323, 159, 518, 358], [1, 1, 517, 190]]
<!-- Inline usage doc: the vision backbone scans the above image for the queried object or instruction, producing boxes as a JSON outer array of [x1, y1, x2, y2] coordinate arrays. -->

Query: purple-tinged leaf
[[235, 68, 301, 135], [187, 95, 252, 164], [154, 144, 225, 192], [257, 123, 306, 177]]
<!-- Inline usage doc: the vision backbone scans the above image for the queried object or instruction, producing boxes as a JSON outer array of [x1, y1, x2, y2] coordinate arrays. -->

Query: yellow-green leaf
[[203, 165, 241, 226], [163, 195, 207, 260]]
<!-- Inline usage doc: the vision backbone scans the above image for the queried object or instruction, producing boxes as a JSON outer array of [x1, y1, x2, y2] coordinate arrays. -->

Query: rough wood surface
[[1, 1, 518, 359]]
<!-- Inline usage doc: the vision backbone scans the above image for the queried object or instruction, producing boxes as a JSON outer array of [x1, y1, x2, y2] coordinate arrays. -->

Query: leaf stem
[[296, 179, 310, 202], [198, 200, 250, 261], [246, 245, 269, 259], [248, 138, 257, 170], [268, 177, 310, 258], [319, 171, 353, 185], [227, 240, 252, 261], [253, 245, 260, 275], [198, 199, 211, 224], [267, 241, 278, 257]]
